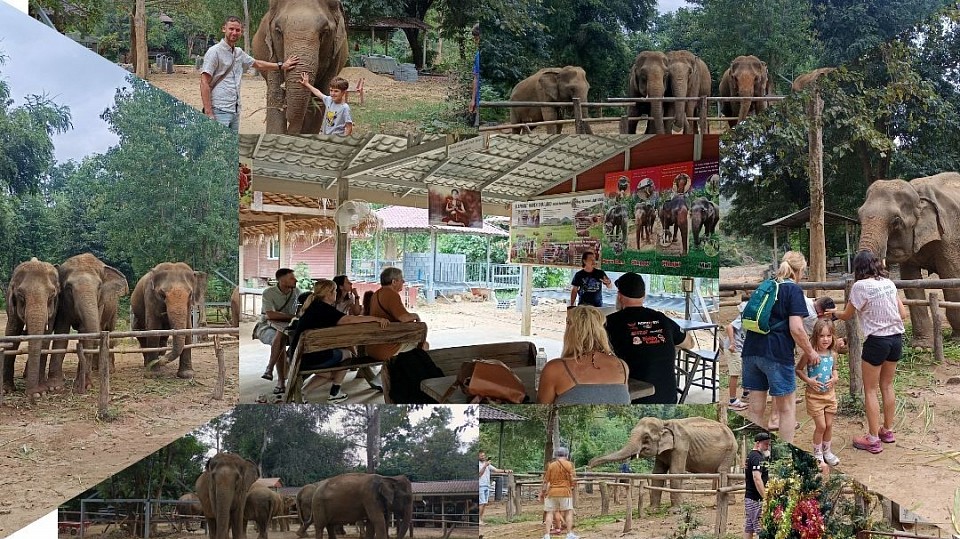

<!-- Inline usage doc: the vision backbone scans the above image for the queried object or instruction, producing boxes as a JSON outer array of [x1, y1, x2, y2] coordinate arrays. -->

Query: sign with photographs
[[509, 194, 604, 267], [600, 160, 720, 278], [428, 185, 483, 228]]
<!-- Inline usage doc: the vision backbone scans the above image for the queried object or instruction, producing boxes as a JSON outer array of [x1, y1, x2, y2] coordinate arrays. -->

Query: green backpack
[[741, 279, 790, 334]]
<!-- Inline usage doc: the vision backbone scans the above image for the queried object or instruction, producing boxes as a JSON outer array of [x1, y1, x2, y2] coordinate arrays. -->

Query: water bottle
[[535, 347, 548, 391]]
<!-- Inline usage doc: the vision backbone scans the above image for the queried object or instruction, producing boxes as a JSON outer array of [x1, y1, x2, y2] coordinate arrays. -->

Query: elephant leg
[[943, 286, 960, 341], [139, 334, 159, 369], [649, 458, 668, 507], [177, 332, 195, 379], [901, 263, 932, 347], [667, 450, 689, 507], [541, 106, 560, 135], [265, 71, 287, 134]]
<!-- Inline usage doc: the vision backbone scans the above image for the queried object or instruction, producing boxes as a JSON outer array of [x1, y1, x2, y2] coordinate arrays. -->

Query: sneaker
[[566, 533, 580, 539], [543, 534, 551, 539], [327, 391, 348, 403], [823, 451, 840, 466], [728, 398, 748, 411], [878, 427, 896, 443], [813, 449, 824, 463], [852, 434, 883, 454]]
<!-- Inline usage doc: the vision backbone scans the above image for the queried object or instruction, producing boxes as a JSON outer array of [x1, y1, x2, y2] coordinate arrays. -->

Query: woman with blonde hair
[[537, 306, 630, 404], [740, 251, 819, 444], [287, 279, 389, 402]]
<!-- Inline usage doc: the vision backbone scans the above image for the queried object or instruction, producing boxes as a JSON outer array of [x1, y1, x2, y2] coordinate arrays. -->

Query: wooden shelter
[[762, 206, 859, 273]]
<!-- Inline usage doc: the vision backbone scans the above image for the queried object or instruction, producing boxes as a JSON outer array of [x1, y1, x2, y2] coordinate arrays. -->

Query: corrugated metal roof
[[254, 478, 283, 488], [479, 405, 528, 421], [376, 206, 509, 237], [412, 480, 478, 495]]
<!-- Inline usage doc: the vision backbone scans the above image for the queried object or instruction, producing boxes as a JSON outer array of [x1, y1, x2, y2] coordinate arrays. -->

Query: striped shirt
[[849, 277, 904, 337]]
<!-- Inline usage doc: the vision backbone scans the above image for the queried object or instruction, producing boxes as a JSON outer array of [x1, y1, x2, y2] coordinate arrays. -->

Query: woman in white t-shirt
[[832, 250, 908, 454]]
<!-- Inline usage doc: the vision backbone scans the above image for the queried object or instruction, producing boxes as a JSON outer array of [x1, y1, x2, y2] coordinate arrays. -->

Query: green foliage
[[294, 262, 315, 292], [671, 503, 705, 539], [533, 266, 570, 288]]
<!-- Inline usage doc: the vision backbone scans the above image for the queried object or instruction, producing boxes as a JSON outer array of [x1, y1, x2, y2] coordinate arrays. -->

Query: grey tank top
[[554, 357, 631, 404]]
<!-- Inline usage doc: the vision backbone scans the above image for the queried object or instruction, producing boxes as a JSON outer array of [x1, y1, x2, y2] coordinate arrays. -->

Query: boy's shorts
[[724, 349, 742, 377], [544, 496, 573, 511]]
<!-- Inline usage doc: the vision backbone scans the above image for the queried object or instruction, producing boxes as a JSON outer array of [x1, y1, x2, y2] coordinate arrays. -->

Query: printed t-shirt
[[849, 277, 904, 337], [572, 268, 607, 307], [744, 449, 768, 501], [605, 306, 685, 403]]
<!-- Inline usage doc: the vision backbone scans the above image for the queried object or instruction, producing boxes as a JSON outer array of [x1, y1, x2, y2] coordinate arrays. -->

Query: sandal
[[261, 372, 273, 381], [255, 394, 268, 404], [272, 393, 284, 404], [273, 386, 285, 395]]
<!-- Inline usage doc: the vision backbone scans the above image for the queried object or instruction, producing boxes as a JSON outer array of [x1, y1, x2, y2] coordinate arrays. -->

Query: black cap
[[754, 432, 772, 442], [615, 272, 646, 299]]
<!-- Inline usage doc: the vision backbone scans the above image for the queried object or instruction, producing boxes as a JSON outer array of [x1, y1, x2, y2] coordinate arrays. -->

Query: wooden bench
[[284, 322, 427, 403], [346, 78, 365, 106]]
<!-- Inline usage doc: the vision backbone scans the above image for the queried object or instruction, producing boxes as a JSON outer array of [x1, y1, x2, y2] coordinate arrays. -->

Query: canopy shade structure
[[479, 405, 528, 468], [240, 191, 378, 244], [762, 205, 859, 272], [376, 206, 509, 237]]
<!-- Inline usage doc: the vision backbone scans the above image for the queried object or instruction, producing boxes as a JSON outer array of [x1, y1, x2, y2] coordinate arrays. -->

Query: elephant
[[131, 262, 206, 379], [3, 258, 59, 401], [627, 51, 670, 134], [588, 416, 737, 507], [635, 203, 656, 246], [604, 204, 630, 246], [718, 55, 770, 127], [311, 473, 399, 539], [245, 484, 284, 539], [509, 66, 593, 134], [659, 195, 689, 255], [49, 253, 128, 393], [380, 475, 413, 539], [665, 50, 711, 134], [196, 452, 260, 539], [690, 198, 719, 248], [175, 492, 205, 532], [252, 0, 349, 135], [231, 286, 241, 328], [295, 481, 322, 537], [858, 172, 960, 347], [792, 67, 836, 92]]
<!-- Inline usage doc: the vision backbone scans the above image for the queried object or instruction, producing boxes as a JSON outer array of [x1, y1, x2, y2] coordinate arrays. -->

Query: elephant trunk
[[212, 480, 233, 539], [24, 303, 49, 397], [858, 216, 889, 261], [737, 87, 754, 123], [652, 95, 665, 134], [588, 438, 642, 468], [670, 75, 689, 133], [283, 48, 320, 134], [76, 294, 101, 371], [397, 502, 413, 539], [159, 288, 190, 365]]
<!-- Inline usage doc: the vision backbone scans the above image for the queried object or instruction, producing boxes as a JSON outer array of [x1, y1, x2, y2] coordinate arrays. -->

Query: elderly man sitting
[[366, 267, 429, 360]]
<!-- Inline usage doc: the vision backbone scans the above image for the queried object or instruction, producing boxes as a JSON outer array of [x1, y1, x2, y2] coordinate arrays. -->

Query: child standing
[[300, 73, 353, 135], [723, 294, 750, 410], [796, 319, 841, 465]]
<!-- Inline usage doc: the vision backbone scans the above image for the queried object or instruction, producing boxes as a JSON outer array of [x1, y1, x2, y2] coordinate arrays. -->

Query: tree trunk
[[808, 84, 826, 290], [134, 0, 148, 79], [242, 0, 251, 54], [366, 404, 380, 473], [543, 405, 559, 471]]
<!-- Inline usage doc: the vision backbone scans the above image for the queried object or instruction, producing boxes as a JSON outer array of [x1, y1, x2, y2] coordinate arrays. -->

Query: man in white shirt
[[479, 451, 511, 526]]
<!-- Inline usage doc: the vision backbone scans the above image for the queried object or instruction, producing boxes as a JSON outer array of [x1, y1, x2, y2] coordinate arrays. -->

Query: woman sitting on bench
[[288, 279, 390, 402]]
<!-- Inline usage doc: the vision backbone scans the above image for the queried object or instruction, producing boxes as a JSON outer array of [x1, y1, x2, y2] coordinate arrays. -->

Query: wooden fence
[[0, 327, 239, 418], [479, 95, 787, 134], [720, 277, 960, 394]]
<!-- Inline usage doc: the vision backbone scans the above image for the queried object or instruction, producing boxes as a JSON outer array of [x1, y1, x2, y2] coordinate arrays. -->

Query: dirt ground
[[718, 264, 960, 531], [0, 313, 239, 537], [481, 485, 744, 539], [147, 66, 452, 135], [72, 522, 477, 539]]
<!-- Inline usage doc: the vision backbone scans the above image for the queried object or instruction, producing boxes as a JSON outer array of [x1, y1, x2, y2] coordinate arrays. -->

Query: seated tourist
[[333, 274, 382, 391], [258, 268, 301, 395], [366, 267, 429, 361], [605, 272, 692, 404], [537, 306, 630, 404], [288, 279, 389, 402]]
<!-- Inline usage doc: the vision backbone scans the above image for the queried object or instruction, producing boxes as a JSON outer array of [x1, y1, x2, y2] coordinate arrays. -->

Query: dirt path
[[0, 315, 238, 536], [78, 522, 476, 538]]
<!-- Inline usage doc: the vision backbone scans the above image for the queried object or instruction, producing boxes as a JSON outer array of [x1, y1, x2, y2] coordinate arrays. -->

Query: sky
[[657, 0, 690, 13], [0, 1, 127, 163]]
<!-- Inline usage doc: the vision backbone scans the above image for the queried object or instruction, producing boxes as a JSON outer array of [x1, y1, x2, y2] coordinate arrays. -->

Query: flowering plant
[[239, 164, 252, 207], [792, 497, 825, 539]]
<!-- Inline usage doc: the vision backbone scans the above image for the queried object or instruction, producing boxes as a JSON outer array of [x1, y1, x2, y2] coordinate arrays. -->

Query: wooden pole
[[336, 177, 349, 275], [619, 115, 629, 135], [97, 331, 111, 419], [505, 475, 514, 520], [521, 265, 533, 336], [134, 0, 147, 78], [929, 293, 944, 363], [808, 81, 826, 291], [623, 480, 634, 533], [599, 482, 609, 515], [715, 471, 729, 536], [773, 228, 779, 268], [512, 473, 522, 515], [845, 277, 863, 395], [213, 335, 225, 400]]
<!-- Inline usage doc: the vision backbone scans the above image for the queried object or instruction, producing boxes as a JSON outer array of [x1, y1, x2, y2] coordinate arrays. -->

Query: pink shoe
[[878, 428, 896, 443], [852, 434, 882, 453]]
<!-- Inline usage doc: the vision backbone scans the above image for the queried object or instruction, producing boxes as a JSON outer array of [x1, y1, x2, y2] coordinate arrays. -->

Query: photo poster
[[428, 185, 483, 228], [600, 159, 720, 278], [509, 193, 605, 267]]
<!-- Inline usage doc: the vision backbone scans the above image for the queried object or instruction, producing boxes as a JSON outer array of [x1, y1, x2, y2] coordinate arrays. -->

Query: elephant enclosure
[[149, 67, 451, 135], [133, 526, 479, 539], [0, 312, 239, 537]]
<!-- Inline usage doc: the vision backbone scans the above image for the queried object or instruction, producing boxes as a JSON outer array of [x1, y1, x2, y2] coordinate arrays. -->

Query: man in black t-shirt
[[604, 272, 690, 404], [570, 251, 612, 307], [744, 431, 771, 539]]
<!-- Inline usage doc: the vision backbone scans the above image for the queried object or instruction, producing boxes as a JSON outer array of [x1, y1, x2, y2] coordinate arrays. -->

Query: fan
[[334, 200, 375, 233]]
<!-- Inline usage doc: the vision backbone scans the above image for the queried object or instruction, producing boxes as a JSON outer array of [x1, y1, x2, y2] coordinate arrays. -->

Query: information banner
[[599, 160, 720, 278], [509, 194, 604, 267]]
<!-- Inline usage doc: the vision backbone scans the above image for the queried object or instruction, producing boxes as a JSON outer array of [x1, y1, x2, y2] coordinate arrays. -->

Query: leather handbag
[[439, 359, 526, 404]]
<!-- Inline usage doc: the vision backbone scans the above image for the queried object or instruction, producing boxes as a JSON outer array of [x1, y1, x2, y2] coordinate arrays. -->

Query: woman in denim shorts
[[832, 250, 907, 453], [741, 251, 819, 444]]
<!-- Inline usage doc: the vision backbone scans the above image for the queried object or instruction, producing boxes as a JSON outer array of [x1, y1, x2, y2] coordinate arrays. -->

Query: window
[[267, 240, 280, 260]]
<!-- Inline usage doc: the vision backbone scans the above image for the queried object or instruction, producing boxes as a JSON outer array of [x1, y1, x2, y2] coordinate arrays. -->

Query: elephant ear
[[103, 266, 129, 298], [658, 424, 676, 452], [538, 71, 560, 102], [241, 458, 260, 492], [263, 10, 279, 61], [375, 476, 397, 507], [914, 196, 944, 251], [192, 271, 208, 307]]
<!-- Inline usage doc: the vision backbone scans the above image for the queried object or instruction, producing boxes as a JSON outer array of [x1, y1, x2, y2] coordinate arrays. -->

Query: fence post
[[599, 482, 609, 515], [929, 293, 944, 363], [844, 277, 863, 396], [572, 97, 584, 134], [511, 473, 522, 515], [623, 479, 634, 533], [98, 331, 111, 419], [213, 335, 225, 400], [715, 472, 729, 536], [620, 115, 629, 134], [76, 340, 88, 395], [505, 474, 514, 520]]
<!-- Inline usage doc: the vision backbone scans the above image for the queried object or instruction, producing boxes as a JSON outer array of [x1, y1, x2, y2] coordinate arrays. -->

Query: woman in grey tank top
[[537, 306, 631, 404]]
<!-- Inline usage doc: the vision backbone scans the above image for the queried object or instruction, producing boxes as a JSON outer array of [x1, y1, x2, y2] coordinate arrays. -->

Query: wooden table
[[671, 318, 720, 403], [421, 365, 654, 404]]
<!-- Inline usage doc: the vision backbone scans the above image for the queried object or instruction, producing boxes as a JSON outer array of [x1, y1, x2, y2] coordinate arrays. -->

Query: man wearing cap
[[744, 432, 771, 539], [539, 446, 579, 539], [605, 272, 691, 404], [478, 451, 511, 526]]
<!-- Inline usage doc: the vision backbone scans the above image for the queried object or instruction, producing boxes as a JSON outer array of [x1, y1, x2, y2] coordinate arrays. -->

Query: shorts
[[742, 355, 796, 397], [804, 388, 838, 416], [544, 497, 573, 512], [301, 348, 345, 370], [479, 486, 490, 505], [744, 498, 762, 533], [257, 325, 279, 345], [861, 334, 903, 367], [212, 107, 240, 133], [725, 349, 742, 377]]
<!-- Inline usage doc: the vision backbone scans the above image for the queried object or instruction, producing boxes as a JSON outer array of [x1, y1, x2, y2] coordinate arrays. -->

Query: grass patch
[[483, 514, 536, 525], [575, 513, 625, 530]]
